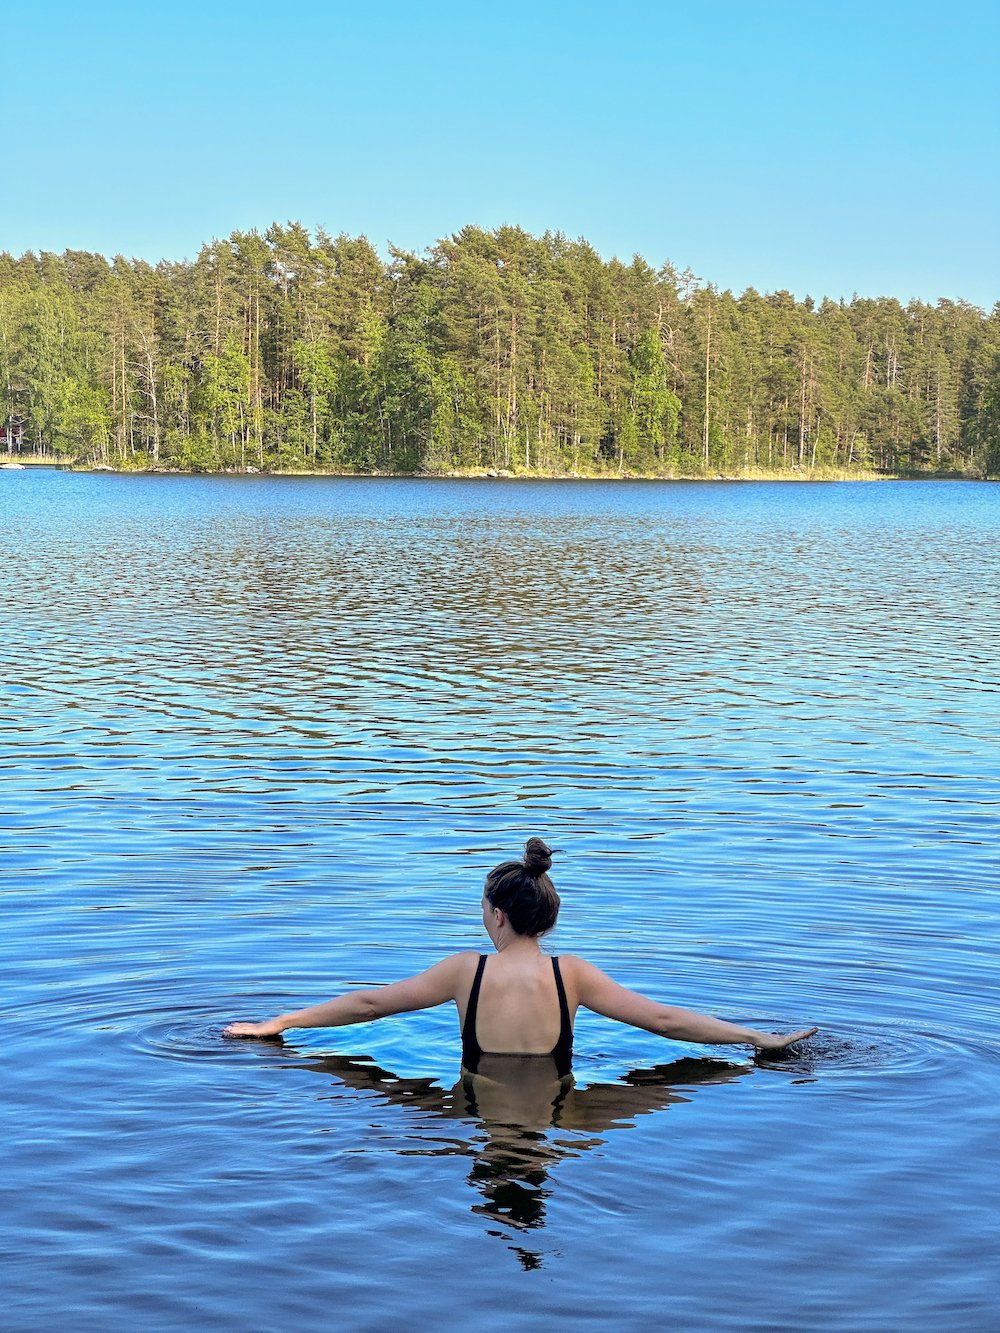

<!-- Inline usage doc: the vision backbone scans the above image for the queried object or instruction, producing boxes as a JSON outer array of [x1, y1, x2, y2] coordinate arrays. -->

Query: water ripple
[[4, 475, 1000, 1331]]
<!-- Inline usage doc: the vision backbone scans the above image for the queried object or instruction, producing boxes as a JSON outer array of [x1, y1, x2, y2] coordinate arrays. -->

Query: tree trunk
[[703, 297, 712, 466]]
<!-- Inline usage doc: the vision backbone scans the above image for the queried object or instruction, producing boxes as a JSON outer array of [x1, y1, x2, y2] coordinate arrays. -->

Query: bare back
[[456, 950, 570, 1055]]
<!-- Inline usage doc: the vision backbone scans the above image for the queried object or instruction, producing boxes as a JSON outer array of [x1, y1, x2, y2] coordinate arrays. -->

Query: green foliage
[[54, 379, 111, 457], [181, 432, 217, 472], [626, 329, 681, 468], [0, 227, 997, 475], [977, 372, 1000, 479], [195, 333, 250, 467]]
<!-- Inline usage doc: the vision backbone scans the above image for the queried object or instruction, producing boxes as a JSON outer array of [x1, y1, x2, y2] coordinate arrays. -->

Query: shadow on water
[[270, 1045, 751, 1252]]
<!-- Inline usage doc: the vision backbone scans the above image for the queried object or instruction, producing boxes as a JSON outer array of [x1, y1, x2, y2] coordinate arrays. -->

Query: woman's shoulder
[[406, 950, 483, 983], [438, 951, 486, 991], [553, 953, 597, 972], [551, 954, 614, 993], [437, 950, 485, 974]]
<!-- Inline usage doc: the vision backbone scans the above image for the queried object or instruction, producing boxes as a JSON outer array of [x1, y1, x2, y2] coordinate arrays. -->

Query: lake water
[[3, 473, 998, 1332]]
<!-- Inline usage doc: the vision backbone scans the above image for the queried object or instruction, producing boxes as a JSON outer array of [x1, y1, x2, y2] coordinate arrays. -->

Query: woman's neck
[[494, 930, 543, 956]]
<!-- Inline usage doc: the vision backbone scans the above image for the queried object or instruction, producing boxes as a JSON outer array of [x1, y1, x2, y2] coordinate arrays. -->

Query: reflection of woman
[[282, 1048, 752, 1232], [225, 837, 816, 1061]]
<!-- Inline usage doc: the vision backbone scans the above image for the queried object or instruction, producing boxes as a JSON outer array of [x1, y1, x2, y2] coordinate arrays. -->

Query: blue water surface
[[2, 473, 998, 1331]]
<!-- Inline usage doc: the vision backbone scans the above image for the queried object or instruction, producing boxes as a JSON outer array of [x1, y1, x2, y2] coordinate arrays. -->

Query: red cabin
[[1, 415, 26, 450]]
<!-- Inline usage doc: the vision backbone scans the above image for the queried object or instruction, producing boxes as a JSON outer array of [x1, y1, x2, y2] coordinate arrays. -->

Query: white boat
[[1, 462, 25, 470]]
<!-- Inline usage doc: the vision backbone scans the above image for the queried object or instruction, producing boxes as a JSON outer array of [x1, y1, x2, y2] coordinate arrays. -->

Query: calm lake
[[3, 473, 998, 1332]]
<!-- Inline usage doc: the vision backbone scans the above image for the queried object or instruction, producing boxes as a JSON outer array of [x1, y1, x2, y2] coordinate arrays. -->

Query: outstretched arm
[[223, 954, 471, 1038], [570, 958, 817, 1051]]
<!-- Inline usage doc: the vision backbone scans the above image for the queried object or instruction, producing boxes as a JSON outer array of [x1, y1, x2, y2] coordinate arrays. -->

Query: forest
[[2, 223, 999, 476]]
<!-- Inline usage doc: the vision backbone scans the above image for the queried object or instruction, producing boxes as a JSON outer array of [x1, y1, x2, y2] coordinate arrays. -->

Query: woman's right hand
[[223, 1017, 286, 1038]]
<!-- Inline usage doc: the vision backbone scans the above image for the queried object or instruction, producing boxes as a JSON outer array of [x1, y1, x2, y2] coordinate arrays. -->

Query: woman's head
[[483, 837, 559, 937]]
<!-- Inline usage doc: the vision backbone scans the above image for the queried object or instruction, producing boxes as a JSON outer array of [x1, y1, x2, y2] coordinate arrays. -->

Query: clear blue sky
[[7, 0, 998, 307]]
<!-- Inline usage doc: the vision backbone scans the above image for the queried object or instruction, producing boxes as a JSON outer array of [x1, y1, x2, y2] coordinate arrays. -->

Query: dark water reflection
[[3, 474, 1000, 1331], [279, 1047, 749, 1239]]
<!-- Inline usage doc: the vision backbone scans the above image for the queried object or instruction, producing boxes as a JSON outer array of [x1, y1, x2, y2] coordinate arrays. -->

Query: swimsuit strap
[[550, 956, 574, 1077], [461, 954, 488, 1073], [461, 953, 574, 1077]]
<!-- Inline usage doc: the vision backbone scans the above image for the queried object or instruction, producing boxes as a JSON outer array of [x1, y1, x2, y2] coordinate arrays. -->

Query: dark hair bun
[[485, 839, 560, 935], [522, 837, 553, 877]]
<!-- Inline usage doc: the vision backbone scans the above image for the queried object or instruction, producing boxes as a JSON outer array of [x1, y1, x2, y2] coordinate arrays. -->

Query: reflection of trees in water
[[277, 1047, 751, 1244]]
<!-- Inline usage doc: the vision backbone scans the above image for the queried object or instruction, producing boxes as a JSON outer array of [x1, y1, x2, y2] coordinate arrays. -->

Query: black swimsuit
[[461, 953, 574, 1078]]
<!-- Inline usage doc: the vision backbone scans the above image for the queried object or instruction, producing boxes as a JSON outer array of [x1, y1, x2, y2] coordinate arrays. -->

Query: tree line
[[2, 223, 998, 475]]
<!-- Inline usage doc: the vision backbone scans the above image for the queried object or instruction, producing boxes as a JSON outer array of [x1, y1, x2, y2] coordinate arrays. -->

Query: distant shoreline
[[4, 226, 996, 482], [2, 455, 989, 482]]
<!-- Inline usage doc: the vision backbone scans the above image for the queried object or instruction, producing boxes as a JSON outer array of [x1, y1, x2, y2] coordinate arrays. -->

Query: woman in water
[[225, 838, 816, 1060]]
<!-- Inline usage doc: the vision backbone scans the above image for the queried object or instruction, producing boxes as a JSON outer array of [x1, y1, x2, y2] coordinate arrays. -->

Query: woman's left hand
[[753, 1027, 818, 1050]]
